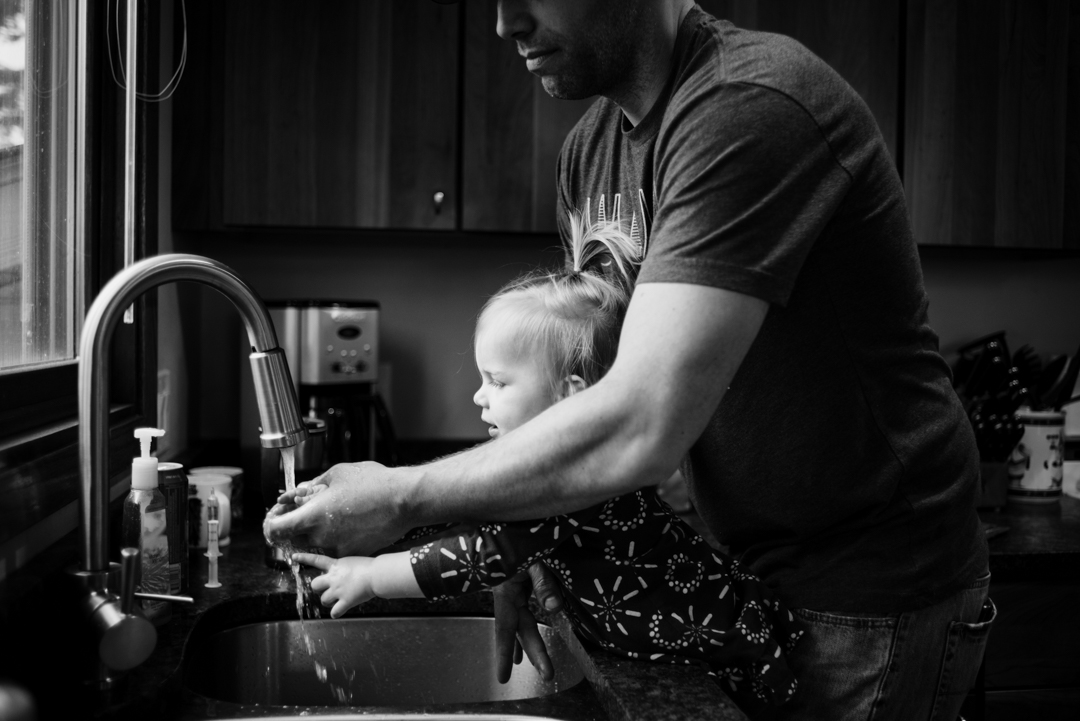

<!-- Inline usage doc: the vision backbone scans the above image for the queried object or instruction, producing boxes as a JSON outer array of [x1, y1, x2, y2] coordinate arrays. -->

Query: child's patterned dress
[[401, 489, 804, 705]]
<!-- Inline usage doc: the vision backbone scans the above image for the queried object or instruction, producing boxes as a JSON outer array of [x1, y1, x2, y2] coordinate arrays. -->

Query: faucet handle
[[134, 592, 194, 604], [93, 548, 157, 671], [120, 546, 139, 615]]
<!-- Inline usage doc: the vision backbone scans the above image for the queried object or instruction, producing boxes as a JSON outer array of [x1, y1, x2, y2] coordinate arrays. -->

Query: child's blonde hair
[[476, 209, 642, 399]]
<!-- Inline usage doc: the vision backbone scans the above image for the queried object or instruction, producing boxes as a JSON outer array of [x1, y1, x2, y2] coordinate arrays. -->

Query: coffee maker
[[268, 300, 396, 469]]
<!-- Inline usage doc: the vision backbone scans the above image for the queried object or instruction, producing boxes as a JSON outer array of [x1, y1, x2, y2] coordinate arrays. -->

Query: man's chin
[[540, 75, 595, 101]]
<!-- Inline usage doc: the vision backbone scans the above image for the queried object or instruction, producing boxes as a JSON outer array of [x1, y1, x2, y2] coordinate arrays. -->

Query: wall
[[923, 253, 1080, 360], [170, 231, 1080, 448], [173, 230, 564, 444]]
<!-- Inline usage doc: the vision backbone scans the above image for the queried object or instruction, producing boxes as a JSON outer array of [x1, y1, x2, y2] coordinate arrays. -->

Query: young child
[[292, 209, 804, 705]]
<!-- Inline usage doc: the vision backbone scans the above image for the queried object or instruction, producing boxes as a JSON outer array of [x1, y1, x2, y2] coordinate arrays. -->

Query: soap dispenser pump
[[122, 427, 172, 625]]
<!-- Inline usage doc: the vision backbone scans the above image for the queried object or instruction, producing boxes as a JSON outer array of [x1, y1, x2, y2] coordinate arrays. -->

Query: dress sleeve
[[397, 523, 457, 545], [409, 506, 604, 599]]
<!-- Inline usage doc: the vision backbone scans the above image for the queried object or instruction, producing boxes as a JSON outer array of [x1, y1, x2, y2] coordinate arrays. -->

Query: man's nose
[[496, 0, 534, 40]]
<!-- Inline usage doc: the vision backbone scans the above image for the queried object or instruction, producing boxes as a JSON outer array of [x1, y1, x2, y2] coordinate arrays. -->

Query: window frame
[[0, 0, 159, 569]]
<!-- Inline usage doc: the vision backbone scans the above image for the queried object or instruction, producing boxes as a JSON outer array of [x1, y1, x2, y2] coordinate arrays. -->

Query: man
[[266, 2, 993, 718]]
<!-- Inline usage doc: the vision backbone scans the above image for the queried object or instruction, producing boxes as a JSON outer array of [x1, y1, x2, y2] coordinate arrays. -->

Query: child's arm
[[410, 504, 605, 600], [293, 551, 422, 618]]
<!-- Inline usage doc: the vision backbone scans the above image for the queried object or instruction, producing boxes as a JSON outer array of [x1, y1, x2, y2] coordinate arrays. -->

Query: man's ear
[[562, 374, 587, 397]]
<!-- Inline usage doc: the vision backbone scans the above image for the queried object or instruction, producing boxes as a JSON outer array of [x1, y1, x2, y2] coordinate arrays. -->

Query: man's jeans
[[740, 573, 996, 721]]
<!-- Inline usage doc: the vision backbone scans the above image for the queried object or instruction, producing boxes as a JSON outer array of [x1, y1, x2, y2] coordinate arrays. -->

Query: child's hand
[[293, 552, 377, 618], [277, 481, 328, 507]]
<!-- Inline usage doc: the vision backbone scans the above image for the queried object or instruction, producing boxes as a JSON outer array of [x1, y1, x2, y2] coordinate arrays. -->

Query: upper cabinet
[[904, 0, 1080, 249], [699, 0, 902, 162], [173, 0, 459, 231], [173, 0, 1079, 249], [702, 0, 1080, 250], [460, 0, 593, 233], [699, 0, 902, 160]]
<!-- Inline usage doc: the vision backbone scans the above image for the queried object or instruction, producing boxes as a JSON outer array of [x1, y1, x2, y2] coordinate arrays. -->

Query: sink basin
[[183, 615, 585, 707]]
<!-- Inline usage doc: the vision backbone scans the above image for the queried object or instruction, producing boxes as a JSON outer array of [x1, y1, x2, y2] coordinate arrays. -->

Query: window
[[0, 0, 160, 581], [0, 0, 79, 372]]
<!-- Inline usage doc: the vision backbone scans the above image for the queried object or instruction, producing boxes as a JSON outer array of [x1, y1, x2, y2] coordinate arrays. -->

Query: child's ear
[[562, 374, 587, 397]]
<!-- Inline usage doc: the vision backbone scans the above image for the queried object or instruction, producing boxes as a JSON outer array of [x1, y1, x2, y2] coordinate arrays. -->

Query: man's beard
[[538, 2, 644, 100]]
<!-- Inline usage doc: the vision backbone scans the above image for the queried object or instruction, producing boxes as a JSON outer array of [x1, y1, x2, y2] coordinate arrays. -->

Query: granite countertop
[[101, 494, 1080, 720], [110, 529, 748, 721], [979, 494, 1080, 581]]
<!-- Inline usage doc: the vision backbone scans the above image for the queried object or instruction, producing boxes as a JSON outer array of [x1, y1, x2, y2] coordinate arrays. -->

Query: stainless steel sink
[[195, 717, 577, 721], [183, 615, 585, 707]]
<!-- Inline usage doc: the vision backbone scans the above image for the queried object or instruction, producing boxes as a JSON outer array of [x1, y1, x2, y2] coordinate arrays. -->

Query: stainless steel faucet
[[70, 253, 308, 685]]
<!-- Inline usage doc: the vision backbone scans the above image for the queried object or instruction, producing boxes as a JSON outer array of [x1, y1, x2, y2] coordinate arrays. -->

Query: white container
[[1062, 461, 1080, 500], [190, 465, 244, 525], [189, 474, 232, 547], [1007, 410, 1065, 504]]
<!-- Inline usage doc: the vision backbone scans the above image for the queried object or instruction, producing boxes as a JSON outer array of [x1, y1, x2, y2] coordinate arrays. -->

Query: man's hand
[[263, 461, 410, 556], [494, 563, 564, 684]]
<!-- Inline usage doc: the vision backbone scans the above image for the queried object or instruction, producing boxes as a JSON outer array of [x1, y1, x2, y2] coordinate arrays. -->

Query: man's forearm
[[398, 378, 672, 527]]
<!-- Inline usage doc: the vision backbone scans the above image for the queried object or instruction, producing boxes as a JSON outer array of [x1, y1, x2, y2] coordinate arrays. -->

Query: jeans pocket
[[929, 597, 997, 721], [778, 608, 899, 719]]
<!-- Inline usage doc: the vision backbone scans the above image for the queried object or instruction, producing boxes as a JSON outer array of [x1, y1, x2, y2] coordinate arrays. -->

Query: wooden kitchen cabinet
[[173, 0, 459, 231], [464, 0, 900, 234], [904, 0, 1080, 249], [460, 0, 593, 233], [699, 0, 902, 162], [983, 580, 1080, 720]]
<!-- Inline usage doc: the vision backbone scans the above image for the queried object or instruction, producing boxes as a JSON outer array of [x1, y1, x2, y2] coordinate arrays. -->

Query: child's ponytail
[[566, 207, 642, 289], [477, 207, 642, 399]]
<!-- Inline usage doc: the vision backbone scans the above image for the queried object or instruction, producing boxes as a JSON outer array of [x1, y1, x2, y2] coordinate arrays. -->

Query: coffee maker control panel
[[300, 306, 379, 384]]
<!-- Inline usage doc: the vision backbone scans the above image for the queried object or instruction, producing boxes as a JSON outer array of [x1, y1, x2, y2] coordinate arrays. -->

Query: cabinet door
[[905, 0, 1077, 248], [699, 0, 901, 162], [222, 0, 459, 230], [460, 0, 592, 233]]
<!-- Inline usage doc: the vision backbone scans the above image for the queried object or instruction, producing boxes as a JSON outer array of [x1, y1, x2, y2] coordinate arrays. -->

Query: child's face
[[473, 318, 555, 439]]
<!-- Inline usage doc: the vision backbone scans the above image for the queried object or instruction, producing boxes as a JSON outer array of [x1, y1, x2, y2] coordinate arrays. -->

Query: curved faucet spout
[[78, 253, 307, 572]]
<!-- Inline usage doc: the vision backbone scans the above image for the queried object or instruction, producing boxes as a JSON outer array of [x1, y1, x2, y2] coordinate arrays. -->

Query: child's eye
[[488, 379, 504, 389]]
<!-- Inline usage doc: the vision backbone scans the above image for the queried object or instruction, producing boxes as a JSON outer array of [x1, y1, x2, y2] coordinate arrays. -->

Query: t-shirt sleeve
[[640, 82, 852, 307], [409, 506, 603, 599]]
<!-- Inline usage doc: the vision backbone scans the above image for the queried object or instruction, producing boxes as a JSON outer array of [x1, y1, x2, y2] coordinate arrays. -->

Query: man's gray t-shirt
[[556, 6, 987, 613]]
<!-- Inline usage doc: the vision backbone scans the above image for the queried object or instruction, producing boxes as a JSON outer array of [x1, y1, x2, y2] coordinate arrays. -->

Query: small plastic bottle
[[121, 427, 171, 625]]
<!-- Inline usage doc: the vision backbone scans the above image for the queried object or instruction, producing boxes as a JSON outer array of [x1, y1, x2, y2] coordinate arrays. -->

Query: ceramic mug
[[1007, 410, 1065, 503], [189, 465, 244, 526]]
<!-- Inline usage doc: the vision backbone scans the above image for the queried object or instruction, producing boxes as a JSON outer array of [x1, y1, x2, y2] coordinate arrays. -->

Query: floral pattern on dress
[[404, 489, 804, 705]]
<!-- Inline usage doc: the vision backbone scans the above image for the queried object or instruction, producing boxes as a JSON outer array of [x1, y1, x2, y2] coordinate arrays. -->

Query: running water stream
[[276, 445, 354, 704], [279, 446, 309, 618]]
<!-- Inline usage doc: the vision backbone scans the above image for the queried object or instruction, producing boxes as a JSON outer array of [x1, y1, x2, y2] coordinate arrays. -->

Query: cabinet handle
[[433, 191, 445, 215]]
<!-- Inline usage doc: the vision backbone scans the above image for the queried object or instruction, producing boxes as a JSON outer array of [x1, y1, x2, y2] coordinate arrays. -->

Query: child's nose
[[473, 386, 487, 408]]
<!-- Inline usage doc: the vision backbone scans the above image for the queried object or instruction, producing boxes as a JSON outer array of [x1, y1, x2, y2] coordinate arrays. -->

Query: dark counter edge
[[979, 495, 1080, 582], [100, 529, 750, 721]]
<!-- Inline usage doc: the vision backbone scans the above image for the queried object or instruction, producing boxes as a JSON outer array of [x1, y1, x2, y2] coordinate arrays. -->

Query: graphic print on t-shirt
[[575, 189, 653, 260]]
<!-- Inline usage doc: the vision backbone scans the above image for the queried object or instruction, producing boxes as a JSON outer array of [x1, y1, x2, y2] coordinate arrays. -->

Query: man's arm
[[264, 282, 768, 556]]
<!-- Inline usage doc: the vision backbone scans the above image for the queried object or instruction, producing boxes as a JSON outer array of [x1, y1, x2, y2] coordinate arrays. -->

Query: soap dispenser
[[122, 427, 171, 625]]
